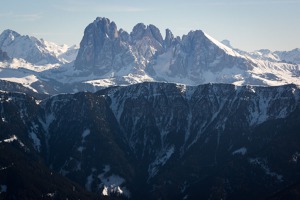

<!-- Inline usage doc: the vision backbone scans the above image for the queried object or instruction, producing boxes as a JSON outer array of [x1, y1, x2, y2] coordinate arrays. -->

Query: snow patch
[[1, 117, 7, 123], [40, 113, 55, 134], [232, 147, 247, 155], [291, 152, 300, 163], [46, 193, 55, 197], [82, 129, 90, 139], [77, 129, 91, 151], [29, 131, 41, 152], [98, 165, 130, 198], [0, 135, 17, 143], [176, 84, 187, 94], [85, 78, 116, 87], [0, 135, 28, 152], [249, 96, 269, 126], [204, 32, 243, 58]]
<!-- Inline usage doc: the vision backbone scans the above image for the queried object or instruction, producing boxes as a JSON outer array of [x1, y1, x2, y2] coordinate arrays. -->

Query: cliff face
[[74, 17, 164, 76]]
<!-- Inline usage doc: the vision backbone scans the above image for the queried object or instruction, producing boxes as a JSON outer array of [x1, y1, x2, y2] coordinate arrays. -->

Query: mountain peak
[[91, 17, 118, 39], [94, 17, 110, 24], [164, 28, 174, 48], [1, 29, 21, 37], [130, 23, 163, 44], [0, 29, 21, 46], [131, 23, 147, 41]]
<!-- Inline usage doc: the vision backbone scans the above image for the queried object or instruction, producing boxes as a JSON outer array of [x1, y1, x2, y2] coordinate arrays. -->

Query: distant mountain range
[[0, 17, 299, 95]]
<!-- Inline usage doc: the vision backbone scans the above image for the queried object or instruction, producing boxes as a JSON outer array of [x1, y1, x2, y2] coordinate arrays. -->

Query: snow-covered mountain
[[0, 29, 78, 65], [248, 48, 300, 65], [0, 17, 300, 94], [221, 40, 300, 64], [275, 48, 300, 64]]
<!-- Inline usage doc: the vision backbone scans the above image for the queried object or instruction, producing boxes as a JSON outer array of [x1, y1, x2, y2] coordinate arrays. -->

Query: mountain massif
[[1, 17, 300, 199]]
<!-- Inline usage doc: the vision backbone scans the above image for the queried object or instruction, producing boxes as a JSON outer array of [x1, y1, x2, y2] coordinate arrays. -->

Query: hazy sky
[[0, 0, 299, 51]]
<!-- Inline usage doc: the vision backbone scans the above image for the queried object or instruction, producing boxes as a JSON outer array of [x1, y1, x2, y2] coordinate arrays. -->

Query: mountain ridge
[[1, 82, 300, 199], [221, 39, 300, 64]]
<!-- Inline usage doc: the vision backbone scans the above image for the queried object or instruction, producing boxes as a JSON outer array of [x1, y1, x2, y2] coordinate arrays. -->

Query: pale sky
[[0, 0, 299, 51]]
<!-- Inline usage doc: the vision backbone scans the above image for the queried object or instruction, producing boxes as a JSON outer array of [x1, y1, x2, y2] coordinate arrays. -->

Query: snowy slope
[[275, 48, 300, 64], [0, 29, 78, 65], [221, 40, 300, 64]]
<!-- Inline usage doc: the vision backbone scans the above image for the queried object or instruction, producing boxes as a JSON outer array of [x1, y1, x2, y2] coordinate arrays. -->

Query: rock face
[[0, 49, 9, 61], [74, 17, 122, 73], [155, 30, 252, 83], [1, 82, 300, 199], [74, 17, 165, 78]]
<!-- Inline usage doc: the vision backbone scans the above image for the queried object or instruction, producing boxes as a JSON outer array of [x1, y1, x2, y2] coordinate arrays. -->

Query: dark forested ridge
[[1, 82, 300, 199]]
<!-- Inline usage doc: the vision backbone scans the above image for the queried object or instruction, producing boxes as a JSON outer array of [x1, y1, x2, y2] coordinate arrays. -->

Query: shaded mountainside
[[0, 49, 9, 61], [1, 82, 300, 199], [0, 91, 95, 199]]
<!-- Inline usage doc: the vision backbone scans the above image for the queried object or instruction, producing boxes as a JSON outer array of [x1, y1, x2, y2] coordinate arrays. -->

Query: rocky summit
[[1, 82, 300, 199], [74, 17, 166, 78]]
